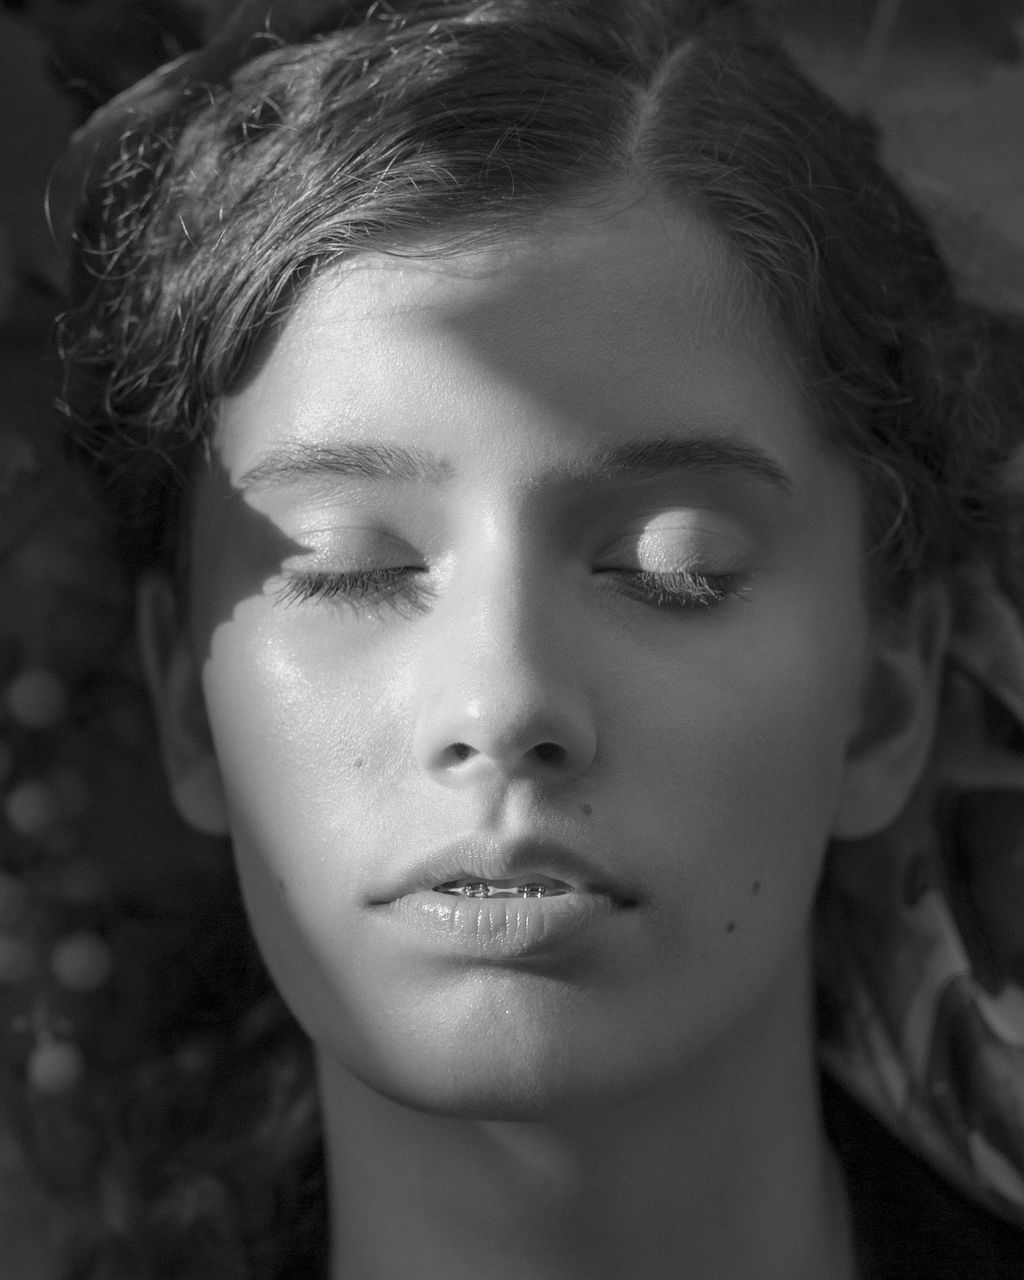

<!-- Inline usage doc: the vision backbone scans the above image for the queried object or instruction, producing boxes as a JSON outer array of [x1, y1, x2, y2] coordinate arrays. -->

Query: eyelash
[[276, 566, 748, 614], [605, 569, 748, 609], [276, 567, 434, 616]]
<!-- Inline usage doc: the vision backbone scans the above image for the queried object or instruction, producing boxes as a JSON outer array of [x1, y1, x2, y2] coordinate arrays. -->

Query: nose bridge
[[412, 538, 596, 783]]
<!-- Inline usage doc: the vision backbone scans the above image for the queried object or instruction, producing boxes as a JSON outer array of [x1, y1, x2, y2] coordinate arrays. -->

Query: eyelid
[[280, 524, 424, 568], [599, 514, 754, 572]]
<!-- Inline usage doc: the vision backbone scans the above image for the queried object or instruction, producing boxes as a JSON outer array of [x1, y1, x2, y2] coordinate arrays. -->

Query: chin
[[307, 968, 709, 1121], [331, 1014, 666, 1122], [352, 1059, 601, 1121]]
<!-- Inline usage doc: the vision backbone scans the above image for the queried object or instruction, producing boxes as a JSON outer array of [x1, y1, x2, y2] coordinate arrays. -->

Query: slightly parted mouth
[[373, 836, 639, 907], [434, 875, 573, 898]]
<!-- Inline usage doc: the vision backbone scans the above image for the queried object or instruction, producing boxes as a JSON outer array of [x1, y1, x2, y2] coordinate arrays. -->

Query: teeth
[[435, 879, 570, 898], [460, 882, 496, 898]]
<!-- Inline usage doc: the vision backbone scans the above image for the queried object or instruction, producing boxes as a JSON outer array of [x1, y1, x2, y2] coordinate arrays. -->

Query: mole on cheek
[[751, 880, 761, 896], [726, 921, 736, 934], [352, 758, 364, 769], [581, 803, 593, 817]]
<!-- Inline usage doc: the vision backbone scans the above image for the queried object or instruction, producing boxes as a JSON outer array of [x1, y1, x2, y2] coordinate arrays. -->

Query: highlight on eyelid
[[595, 514, 754, 609], [625, 516, 754, 567]]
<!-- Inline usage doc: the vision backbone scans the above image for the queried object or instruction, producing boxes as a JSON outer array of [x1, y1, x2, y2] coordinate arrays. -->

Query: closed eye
[[275, 566, 433, 615]]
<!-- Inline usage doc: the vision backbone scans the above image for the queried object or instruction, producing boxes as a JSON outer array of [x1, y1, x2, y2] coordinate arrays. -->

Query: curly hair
[[50, 0, 1024, 1275]]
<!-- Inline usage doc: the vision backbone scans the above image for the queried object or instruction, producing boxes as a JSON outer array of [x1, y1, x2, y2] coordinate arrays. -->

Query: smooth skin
[[140, 197, 947, 1280]]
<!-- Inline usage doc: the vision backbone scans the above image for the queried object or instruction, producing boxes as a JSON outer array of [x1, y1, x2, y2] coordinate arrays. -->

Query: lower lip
[[376, 889, 621, 959]]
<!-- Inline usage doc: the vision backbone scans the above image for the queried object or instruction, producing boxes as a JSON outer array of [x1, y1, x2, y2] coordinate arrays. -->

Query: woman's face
[[177, 201, 887, 1116]]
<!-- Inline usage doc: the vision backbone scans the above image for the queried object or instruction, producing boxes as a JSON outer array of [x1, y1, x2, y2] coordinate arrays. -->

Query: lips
[[371, 835, 636, 907], [368, 836, 637, 958]]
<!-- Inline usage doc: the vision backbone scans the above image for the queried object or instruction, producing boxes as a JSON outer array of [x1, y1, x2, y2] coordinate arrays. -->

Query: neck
[[318, 955, 856, 1280]]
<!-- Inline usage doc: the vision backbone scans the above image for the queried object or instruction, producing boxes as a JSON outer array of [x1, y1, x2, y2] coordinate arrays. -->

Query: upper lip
[[371, 835, 638, 905]]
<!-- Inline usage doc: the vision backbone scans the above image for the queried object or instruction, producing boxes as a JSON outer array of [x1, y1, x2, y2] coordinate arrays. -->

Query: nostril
[[436, 739, 574, 772]]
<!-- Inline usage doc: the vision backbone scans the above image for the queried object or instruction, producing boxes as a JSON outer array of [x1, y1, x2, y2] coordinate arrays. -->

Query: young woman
[[24, 0, 1024, 1274]]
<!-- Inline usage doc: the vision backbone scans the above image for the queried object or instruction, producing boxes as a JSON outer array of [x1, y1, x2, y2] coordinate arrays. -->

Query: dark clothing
[[823, 1075, 1024, 1278]]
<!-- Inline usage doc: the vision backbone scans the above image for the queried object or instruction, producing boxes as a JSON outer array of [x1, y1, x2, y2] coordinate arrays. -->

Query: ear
[[136, 573, 230, 837], [832, 581, 951, 841]]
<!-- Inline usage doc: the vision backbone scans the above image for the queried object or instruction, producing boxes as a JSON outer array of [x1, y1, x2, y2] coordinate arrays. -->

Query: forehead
[[213, 198, 832, 494]]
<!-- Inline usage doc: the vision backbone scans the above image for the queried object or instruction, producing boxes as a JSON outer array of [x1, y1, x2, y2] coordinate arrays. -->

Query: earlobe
[[136, 572, 230, 837], [832, 582, 951, 841]]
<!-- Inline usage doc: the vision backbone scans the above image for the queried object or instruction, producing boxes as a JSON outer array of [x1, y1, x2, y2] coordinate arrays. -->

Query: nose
[[411, 574, 597, 789]]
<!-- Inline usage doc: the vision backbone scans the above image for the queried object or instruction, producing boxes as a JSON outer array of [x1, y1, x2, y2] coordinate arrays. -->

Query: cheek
[[616, 588, 867, 945], [196, 603, 406, 1044], [200, 602, 402, 860]]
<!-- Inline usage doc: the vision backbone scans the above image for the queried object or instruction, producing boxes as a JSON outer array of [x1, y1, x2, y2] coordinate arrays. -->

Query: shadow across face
[[183, 444, 312, 666]]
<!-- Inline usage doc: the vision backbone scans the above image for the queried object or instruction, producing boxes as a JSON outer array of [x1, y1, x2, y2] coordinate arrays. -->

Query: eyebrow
[[237, 434, 793, 495], [591, 437, 792, 493], [239, 441, 453, 489]]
